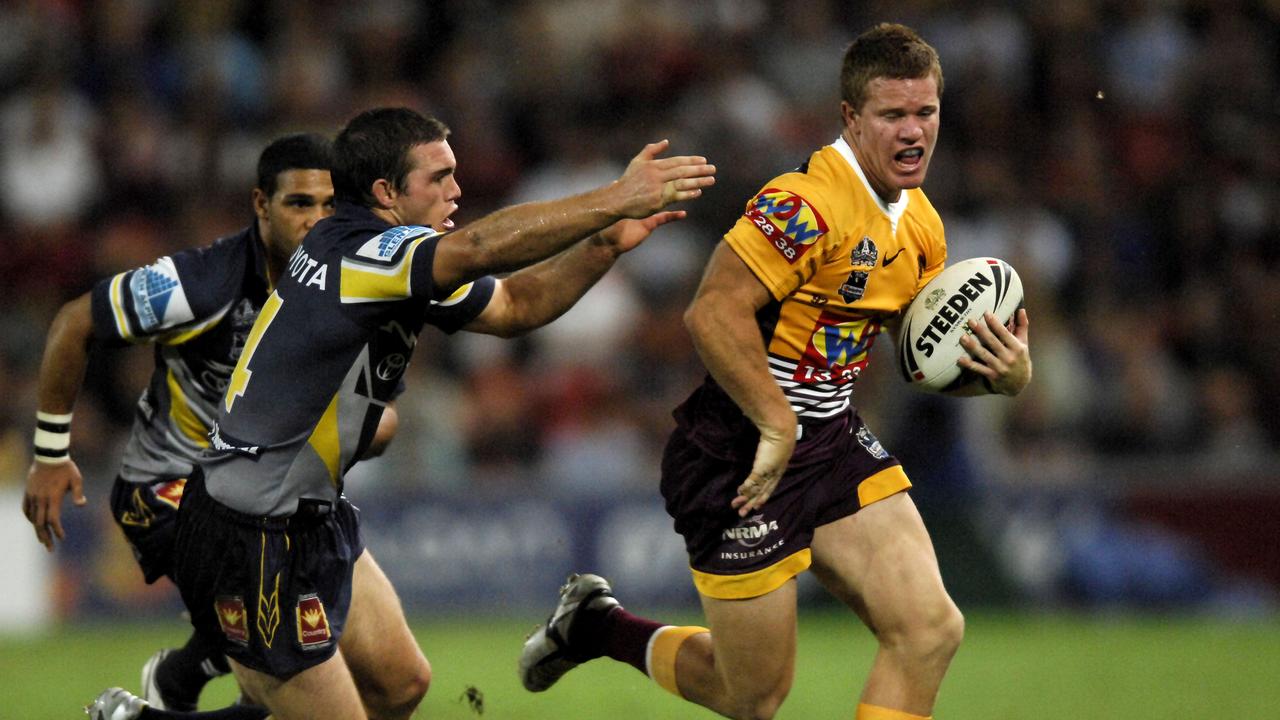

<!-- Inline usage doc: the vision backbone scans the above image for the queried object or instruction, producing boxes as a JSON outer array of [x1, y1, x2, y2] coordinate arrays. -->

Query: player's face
[[255, 168, 335, 256], [842, 75, 940, 203], [393, 140, 461, 232]]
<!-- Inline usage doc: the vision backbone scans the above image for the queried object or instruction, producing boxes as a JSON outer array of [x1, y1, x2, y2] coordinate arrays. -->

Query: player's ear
[[840, 101, 860, 135], [370, 179, 397, 209], [252, 188, 270, 221]]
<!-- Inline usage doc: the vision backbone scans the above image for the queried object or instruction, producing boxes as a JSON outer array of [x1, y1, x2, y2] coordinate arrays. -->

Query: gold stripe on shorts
[[857, 465, 911, 507], [691, 548, 811, 600]]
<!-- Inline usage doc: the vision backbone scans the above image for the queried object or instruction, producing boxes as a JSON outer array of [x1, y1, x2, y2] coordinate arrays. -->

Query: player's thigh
[[699, 578, 798, 700], [342, 550, 430, 694], [809, 491, 956, 635], [230, 650, 366, 720]]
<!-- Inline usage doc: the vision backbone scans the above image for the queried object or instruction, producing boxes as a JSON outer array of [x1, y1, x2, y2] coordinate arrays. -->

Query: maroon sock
[[601, 607, 666, 674]]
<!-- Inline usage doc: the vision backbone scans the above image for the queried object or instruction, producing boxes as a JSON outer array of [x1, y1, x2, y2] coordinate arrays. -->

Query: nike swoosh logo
[[883, 249, 906, 266]]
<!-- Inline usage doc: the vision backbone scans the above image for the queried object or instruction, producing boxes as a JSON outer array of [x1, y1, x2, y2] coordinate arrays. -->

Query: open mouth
[[895, 147, 924, 170]]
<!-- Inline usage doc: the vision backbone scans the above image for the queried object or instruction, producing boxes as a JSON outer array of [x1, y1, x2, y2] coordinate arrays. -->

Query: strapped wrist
[[34, 411, 72, 464]]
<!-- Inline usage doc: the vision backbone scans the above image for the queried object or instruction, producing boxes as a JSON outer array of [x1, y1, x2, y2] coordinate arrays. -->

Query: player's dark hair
[[256, 133, 333, 197], [840, 23, 943, 111], [333, 107, 451, 206]]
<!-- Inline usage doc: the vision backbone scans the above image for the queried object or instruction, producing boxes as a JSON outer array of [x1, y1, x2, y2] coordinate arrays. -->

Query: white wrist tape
[[33, 411, 72, 464]]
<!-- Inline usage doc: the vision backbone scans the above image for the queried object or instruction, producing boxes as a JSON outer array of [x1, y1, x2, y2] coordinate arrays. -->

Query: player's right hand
[[22, 459, 87, 551], [732, 423, 796, 517], [612, 140, 716, 219]]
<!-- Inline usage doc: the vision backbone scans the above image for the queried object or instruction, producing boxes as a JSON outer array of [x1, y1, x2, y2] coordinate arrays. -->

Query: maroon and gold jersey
[[723, 136, 946, 420]]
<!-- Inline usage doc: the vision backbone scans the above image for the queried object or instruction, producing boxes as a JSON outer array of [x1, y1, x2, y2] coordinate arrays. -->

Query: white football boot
[[85, 687, 147, 720], [519, 573, 620, 692], [140, 648, 178, 710]]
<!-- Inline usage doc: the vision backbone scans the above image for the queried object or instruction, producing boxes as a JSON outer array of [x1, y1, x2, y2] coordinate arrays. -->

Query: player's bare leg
[[810, 491, 963, 718], [340, 551, 431, 720], [519, 573, 798, 720], [679, 580, 799, 720], [229, 650, 366, 720]]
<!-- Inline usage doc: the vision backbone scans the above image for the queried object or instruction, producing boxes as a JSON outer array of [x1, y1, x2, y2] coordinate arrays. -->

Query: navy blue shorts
[[110, 476, 188, 584], [172, 470, 363, 679]]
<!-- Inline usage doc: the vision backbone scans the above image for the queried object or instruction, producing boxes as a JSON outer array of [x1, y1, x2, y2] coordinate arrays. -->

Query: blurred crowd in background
[[1, 0, 1277, 608]]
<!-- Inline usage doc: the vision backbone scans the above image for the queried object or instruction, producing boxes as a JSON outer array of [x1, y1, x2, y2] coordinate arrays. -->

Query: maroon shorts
[[660, 398, 909, 600]]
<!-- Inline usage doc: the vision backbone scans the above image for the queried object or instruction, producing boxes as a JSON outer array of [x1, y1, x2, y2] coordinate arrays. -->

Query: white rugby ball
[[899, 257, 1023, 393]]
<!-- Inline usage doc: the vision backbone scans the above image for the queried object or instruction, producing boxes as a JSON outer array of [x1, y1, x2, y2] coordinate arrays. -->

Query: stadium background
[[0, 0, 1277, 717]]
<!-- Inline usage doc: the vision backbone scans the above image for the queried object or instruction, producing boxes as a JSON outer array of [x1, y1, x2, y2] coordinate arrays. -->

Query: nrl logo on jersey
[[745, 188, 828, 264], [356, 225, 437, 261], [230, 298, 258, 330], [850, 236, 878, 268]]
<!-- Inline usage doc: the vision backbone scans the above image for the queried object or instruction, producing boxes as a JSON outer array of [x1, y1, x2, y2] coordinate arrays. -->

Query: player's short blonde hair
[[840, 23, 943, 112]]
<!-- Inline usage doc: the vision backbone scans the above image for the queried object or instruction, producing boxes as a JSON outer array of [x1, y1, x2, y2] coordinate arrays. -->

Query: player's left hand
[[732, 422, 795, 517], [597, 210, 686, 256], [957, 308, 1031, 396], [22, 458, 88, 551]]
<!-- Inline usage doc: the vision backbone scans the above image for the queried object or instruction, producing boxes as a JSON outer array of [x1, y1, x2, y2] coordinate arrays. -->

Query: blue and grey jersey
[[90, 224, 272, 484], [203, 202, 495, 516]]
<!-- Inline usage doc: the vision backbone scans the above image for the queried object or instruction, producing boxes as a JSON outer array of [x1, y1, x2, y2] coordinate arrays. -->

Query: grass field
[[3, 611, 1278, 719]]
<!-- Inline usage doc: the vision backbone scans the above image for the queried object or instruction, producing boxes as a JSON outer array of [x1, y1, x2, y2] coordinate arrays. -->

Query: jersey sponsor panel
[[354, 224, 437, 262], [126, 257, 195, 333], [744, 187, 829, 264], [342, 225, 441, 303]]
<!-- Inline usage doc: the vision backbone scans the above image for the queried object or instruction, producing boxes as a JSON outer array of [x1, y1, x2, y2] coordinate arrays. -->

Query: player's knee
[[365, 656, 431, 719], [891, 599, 964, 666], [397, 657, 432, 708], [723, 677, 790, 720], [727, 690, 788, 720]]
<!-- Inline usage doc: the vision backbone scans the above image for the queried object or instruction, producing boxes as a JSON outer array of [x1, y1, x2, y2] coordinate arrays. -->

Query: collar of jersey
[[831, 135, 909, 234], [247, 216, 274, 294]]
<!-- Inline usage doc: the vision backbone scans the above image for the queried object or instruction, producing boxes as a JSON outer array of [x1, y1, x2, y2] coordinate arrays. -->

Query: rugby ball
[[898, 257, 1023, 393]]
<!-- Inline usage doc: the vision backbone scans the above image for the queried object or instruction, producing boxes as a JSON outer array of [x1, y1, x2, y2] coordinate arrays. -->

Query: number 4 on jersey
[[225, 292, 284, 413]]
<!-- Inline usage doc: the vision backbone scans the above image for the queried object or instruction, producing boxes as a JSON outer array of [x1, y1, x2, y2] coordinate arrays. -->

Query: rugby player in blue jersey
[[88, 106, 715, 720], [23, 135, 413, 720]]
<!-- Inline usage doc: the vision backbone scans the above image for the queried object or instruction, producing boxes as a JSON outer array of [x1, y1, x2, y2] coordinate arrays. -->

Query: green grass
[[3, 611, 1278, 719]]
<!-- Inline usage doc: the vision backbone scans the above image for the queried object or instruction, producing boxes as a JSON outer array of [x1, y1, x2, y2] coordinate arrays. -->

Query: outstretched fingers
[[646, 210, 687, 228], [634, 139, 672, 161], [664, 175, 716, 203]]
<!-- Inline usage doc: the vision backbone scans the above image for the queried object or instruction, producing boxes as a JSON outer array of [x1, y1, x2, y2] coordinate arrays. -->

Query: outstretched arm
[[22, 293, 93, 551], [464, 211, 685, 337], [431, 140, 714, 294], [684, 243, 797, 517]]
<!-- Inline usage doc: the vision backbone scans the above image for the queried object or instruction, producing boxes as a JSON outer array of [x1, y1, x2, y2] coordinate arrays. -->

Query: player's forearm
[[493, 235, 618, 336], [685, 297, 796, 435], [438, 185, 624, 289], [35, 294, 94, 414]]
